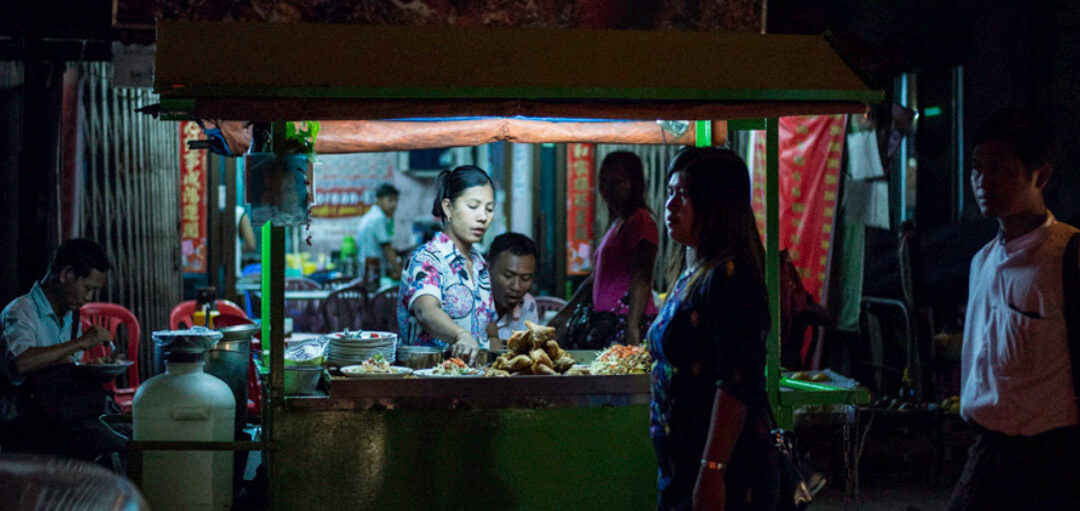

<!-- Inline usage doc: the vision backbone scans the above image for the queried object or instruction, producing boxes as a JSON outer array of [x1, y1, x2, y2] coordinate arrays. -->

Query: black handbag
[[772, 427, 814, 510], [562, 301, 622, 350], [768, 408, 815, 511]]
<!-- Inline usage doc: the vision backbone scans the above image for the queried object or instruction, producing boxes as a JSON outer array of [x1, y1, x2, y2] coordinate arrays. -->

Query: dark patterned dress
[[647, 256, 778, 511]]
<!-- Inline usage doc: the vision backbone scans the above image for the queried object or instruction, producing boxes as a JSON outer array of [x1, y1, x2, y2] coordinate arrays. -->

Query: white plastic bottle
[[133, 351, 236, 510]]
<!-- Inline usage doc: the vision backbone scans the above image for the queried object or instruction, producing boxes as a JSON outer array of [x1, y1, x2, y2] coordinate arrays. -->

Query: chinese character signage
[[566, 143, 595, 276], [180, 121, 207, 272], [751, 115, 847, 303]]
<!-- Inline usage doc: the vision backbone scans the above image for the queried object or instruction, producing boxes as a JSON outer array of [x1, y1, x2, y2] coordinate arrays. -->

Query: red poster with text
[[566, 143, 595, 275], [180, 121, 207, 273], [751, 115, 847, 303]]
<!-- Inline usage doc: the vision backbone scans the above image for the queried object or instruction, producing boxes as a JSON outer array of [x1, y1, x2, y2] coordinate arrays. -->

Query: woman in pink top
[[551, 151, 658, 348]]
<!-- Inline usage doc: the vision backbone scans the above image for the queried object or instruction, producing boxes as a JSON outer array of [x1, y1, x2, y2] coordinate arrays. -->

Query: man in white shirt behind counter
[[488, 233, 539, 341], [357, 183, 402, 288], [948, 109, 1080, 510]]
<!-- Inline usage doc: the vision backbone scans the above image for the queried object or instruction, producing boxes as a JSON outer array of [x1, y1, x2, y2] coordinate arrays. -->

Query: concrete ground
[[794, 408, 970, 511], [813, 480, 954, 511]]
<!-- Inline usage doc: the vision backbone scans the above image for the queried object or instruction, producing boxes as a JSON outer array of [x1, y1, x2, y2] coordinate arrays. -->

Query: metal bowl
[[216, 323, 260, 343], [395, 346, 444, 370], [77, 360, 135, 378], [284, 366, 324, 395]]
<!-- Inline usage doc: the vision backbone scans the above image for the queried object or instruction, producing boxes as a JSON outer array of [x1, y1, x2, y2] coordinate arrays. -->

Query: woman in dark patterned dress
[[648, 147, 779, 511]]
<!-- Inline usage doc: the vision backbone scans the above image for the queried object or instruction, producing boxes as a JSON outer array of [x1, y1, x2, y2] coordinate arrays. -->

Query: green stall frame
[[148, 21, 882, 510]]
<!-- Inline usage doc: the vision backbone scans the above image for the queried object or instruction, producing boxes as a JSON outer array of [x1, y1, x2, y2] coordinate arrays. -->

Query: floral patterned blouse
[[397, 232, 497, 349], [647, 255, 773, 501]]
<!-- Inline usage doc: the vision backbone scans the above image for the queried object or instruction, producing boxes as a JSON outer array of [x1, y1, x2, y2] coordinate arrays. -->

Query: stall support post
[[765, 118, 789, 428], [260, 221, 284, 510], [260, 221, 286, 419], [694, 120, 712, 147]]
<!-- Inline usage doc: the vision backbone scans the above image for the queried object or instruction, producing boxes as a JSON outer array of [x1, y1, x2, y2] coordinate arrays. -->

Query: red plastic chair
[[247, 354, 263, 420], [79, 302, 140, 412], [169, 299, 247, 330], [213, 313, 255, 328]]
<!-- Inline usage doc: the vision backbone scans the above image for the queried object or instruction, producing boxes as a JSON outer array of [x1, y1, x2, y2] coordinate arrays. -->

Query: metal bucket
[[205, 337, 251, 433]]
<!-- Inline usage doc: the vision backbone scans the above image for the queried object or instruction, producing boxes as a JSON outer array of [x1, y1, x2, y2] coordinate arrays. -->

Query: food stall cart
[[151, 21, 881, 510]]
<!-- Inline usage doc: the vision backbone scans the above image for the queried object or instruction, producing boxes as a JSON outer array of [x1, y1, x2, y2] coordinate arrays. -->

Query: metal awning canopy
[[154, 21, 882, 121]]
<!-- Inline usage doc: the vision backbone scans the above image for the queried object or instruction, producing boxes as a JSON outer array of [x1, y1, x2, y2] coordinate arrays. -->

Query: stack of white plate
[[325, 331, 397, 366]]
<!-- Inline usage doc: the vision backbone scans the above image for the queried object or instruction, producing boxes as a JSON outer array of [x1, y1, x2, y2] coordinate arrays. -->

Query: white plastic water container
[[133, 357, 236, 510]]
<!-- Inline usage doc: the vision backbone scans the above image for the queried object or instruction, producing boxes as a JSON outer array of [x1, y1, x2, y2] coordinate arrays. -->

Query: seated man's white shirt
[[495, 293, 538, 340], [0, 281, 77, 386], [960, 213, 1079, 436]]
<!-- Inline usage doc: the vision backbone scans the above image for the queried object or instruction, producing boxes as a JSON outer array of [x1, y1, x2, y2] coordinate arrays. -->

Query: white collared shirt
[[357, 205, 394, 278], [495, 293, 539, 341], [0, 281, 77, 385], [960, 212, 1080, 436]]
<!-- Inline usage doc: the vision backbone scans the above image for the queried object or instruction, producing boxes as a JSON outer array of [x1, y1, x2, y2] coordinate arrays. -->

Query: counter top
[[284, 373, 650, 411]]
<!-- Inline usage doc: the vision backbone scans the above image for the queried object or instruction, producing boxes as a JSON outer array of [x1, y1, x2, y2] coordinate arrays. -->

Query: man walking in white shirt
[[948, 109, 1080, 510]]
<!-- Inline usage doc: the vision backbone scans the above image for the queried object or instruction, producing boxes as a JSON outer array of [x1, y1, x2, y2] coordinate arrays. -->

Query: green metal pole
[[765, 118, 787, 427], [694, 120, 711, 147], [260, 220, 285, 509], [260, 221, 286, 400]]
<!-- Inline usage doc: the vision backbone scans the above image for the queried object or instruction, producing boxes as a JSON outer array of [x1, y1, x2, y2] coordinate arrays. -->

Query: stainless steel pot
[[207, 325, 256, 432], [395, 346, 444, 370]]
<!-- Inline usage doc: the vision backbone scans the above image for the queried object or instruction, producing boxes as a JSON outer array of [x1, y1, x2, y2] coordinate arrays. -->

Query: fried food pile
[[588, 344, 650, 375], [486, 320, 590, 377]]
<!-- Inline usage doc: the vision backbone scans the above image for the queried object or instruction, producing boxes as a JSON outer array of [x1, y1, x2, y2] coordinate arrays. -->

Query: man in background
[[357, 183, 402, 287], [488, 232, 539, 340]]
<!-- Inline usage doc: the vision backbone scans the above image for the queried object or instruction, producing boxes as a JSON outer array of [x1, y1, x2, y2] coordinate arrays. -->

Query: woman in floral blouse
[[397, 165, 499, 364], [647, 148, 778, 510]]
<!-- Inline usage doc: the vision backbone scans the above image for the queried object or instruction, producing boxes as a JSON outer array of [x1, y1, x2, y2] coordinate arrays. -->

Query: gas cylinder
[[133, 349, 235, 510]]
